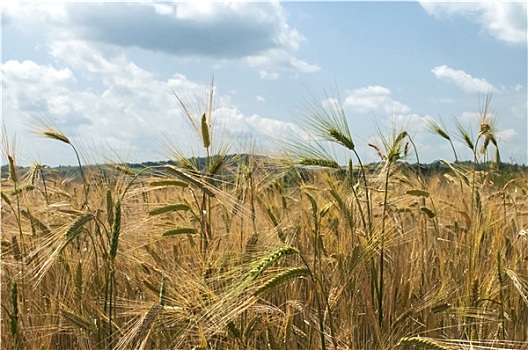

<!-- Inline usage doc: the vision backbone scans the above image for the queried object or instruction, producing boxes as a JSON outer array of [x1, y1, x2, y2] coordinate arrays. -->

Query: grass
[[1, 92, 528, 349]]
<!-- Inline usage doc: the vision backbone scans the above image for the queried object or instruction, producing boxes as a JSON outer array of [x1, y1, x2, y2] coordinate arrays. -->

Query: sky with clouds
[[2, 1, 527, 166]]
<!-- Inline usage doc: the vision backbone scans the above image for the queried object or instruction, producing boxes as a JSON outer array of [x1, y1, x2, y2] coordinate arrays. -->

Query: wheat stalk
[[10, 279, 19, 338], [159, 275, 166, 306], [163, 165, 216, 197], [505, 269, 528, 306], [131, 305, 162, 348], [149, 179, 189, 188], [32, 213, 94, 285], [21, 210, 51, 236], [74, 260, 83, 302]]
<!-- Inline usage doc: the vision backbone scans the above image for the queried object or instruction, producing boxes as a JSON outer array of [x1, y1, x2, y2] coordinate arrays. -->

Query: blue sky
[[2, 1, 527, 166]]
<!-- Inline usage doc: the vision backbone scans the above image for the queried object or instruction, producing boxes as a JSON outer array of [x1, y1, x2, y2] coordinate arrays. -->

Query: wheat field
[[1, 95, 528, 349]]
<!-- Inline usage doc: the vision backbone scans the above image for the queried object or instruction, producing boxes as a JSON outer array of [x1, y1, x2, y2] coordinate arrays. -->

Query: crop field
[[1, 97, 528, 349]]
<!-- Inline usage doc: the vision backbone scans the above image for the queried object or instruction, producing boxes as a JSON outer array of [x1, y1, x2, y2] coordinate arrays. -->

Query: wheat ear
[[249, 246, 299, 281], [162, 227, 197, 236], [201, 113, 211, 148], [61, 308, 97, 333], [109, 199, 122, 261], [397, 337, 449, 350], [299, 157, 340, 169], [254, 267, 310, 296], [148, 204, 190, 216]]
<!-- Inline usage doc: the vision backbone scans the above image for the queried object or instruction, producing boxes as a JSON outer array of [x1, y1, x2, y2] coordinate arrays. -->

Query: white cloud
[[511, 101, 527, 119], [246, 48, 320, 80], [513, 84, 524, 92], [258, 71, 280, 81], [497, 128, 517, 142], [4, 2, 317, 78], [3, 60, 75, 85], [342, 85, 411, 115], [2, 40, 298, 165], [2, 59, 81, 123], [459, 111, 481, 123], [420, 2, 527, 45], [3, 2, 68, 27], [431, 97, 455, 105], [431, 65, 495, 93], [215, 107, 299, 142]]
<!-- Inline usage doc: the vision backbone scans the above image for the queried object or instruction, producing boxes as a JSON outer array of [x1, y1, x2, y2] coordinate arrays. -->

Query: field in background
[[2, 94, 528, 349]]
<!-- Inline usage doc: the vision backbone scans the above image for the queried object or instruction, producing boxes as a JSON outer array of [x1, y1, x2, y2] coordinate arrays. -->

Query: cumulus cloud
[[3, 59, 76, 88], [431, 65, 496, 93], [215, 107, 299, 143], [2, 59, 85, 125], [246, 48, 320, 80], [431, 97, 455, 105], [2, 40, 298, 165], [497, 128, 517, 142], [420, 2, 527, 45], [342, 85, 411, 115], [4, 2, 317, 79]]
